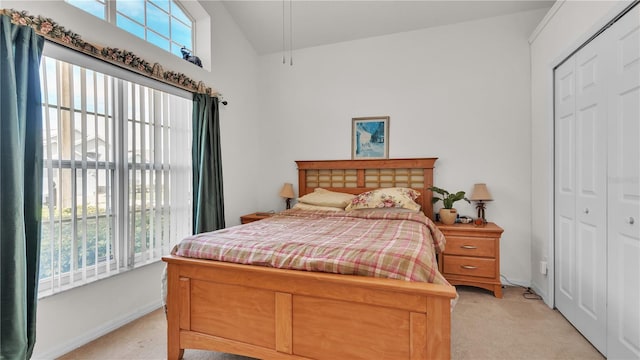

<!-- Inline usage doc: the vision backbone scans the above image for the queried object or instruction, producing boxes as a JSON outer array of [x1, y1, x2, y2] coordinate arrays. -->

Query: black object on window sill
[[181, 47, 202, 68]]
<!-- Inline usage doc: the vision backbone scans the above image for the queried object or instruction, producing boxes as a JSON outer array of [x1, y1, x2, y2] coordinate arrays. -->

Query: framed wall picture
[[352, 116, 389, 159]]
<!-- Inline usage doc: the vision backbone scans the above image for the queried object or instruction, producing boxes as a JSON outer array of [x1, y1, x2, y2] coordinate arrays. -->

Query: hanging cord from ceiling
[[289, 0, 293, 66], [282, 0, 293, 66], [282, 0, 286, 64]]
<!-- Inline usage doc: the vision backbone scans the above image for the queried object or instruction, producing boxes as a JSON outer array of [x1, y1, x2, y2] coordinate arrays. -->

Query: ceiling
[[220, 0, 555, 55]]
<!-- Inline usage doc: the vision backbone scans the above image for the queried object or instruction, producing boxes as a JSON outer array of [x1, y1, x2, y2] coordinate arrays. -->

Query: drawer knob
[[461, 265, 478, 270], [461, 245, 477, 250]]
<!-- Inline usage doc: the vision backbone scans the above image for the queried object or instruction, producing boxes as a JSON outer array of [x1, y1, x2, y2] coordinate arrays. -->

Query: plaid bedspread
[[175, 209, 449, 285]]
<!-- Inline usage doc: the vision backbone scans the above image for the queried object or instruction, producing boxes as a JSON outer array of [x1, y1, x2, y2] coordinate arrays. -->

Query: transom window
[[65, 0, 193, 58]]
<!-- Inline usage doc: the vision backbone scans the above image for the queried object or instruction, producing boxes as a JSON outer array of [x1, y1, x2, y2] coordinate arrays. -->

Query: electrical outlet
[[540, 261, 548, 276]]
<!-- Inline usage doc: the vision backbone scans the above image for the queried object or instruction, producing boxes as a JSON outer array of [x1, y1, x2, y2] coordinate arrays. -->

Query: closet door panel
[[555, 57, 577, 322], [607, 5, 640, 358], [555, 26, 609, 354], [572, 32, 608, 353], [574, 103, 605, 315]]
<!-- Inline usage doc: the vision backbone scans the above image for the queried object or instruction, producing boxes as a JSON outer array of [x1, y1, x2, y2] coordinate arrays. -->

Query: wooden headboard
[[296, 158, 437, 220]]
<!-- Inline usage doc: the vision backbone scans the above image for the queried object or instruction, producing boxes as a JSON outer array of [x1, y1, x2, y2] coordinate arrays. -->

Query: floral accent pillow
[[345, 187, 421, 212]]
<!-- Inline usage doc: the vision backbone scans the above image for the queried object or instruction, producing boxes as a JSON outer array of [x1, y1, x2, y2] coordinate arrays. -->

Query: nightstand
[[437, 222, 504, 298], [240, 212, 274, 224]]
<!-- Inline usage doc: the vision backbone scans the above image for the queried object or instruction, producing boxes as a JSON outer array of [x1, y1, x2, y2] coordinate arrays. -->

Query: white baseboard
[[32, 301, 162, 360], [530, 282, 552, 308]]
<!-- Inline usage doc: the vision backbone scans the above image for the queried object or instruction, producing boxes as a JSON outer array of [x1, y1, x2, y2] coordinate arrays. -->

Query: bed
[[162, 158, 457, 360]]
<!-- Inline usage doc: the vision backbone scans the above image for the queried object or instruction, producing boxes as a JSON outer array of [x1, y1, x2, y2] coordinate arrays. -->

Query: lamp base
[[475, 201, 487, 225]]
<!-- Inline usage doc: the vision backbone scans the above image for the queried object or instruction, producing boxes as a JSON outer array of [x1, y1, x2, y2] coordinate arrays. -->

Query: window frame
[[38, 42, 193, 298], [65, 0, 195, 58]]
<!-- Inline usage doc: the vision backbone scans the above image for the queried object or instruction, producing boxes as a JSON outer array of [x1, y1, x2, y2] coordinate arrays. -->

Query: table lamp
[[279, 183, 295, 209], [470, 183, 493, 224]]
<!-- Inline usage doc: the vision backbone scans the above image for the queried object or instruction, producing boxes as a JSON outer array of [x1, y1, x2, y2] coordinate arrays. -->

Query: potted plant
[[429, 186, 470, 225]]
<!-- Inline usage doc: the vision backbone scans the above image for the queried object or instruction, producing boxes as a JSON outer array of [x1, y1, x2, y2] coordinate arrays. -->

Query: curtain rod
[[1, 8, 220, 97]]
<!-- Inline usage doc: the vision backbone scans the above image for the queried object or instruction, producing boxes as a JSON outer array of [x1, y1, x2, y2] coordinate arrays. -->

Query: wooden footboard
[[164, 255, 456, 360]]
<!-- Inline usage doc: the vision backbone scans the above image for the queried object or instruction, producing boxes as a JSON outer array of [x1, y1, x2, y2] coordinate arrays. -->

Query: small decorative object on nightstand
[[470, 183, 493, 224], [429, 186, 470, 225], [437, 222, 504, 298], [279, 183, 295, 210]]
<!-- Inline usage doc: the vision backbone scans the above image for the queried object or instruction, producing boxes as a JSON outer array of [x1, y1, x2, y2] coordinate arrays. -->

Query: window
[[66, 0, 193, 58], [39, 44, 192, 297]]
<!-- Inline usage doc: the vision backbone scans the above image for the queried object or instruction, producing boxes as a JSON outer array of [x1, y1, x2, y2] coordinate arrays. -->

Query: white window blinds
[[39, 42, 192, 297]]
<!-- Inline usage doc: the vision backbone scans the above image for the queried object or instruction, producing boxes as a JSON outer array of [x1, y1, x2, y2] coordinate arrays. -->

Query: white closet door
[[555, 55, 578, 328], [607, 5, 640, 359], [555, 28, 609, 355], [574, 30, 609, 353]]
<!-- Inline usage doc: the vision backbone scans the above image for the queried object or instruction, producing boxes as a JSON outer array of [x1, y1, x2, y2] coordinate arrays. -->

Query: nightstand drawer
[[443, 255, 495, 279], [445, 236, 495, 257]]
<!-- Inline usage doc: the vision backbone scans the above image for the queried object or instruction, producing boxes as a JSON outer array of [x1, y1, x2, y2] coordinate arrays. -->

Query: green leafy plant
[[429, 186, 470, 209]]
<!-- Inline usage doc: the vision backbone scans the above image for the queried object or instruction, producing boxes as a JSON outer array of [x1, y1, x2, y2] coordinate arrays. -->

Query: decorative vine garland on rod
[[1, 8, 219, 96]]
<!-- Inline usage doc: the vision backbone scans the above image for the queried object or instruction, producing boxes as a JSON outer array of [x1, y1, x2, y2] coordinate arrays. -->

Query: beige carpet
[[451, 287, 603, 360], [58, 286, 603, 360]]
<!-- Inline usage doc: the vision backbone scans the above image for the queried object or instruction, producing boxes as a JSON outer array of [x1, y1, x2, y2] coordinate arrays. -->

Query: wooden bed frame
[[163, 158, 456, 360]]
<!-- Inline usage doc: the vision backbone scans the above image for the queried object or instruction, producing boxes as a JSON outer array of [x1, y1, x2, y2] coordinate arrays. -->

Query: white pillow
[[297, 188, 356, 209], [292, 203, 345, 212]]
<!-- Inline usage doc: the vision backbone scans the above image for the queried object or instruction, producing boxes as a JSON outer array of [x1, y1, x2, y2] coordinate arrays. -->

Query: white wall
[[1, 1, 260, 358], [199, 0, 263, 225], [8, 0, 624, 354], [256, 9, 548, 287], [529, 0, 632, 306], [33, 262, 165, 359]]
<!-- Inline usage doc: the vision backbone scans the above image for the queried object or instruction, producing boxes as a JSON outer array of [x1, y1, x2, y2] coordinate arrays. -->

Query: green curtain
[[0, 15, 45, 360], [192, 94, 225, 234]]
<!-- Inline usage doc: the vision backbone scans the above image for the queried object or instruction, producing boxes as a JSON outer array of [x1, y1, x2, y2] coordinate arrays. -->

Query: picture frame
[[351, 116, 389, 159]]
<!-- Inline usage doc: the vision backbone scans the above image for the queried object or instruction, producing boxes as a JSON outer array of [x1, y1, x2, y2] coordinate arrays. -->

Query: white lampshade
[[279, 183, 295, 199], [470, 183, 493, 202]]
